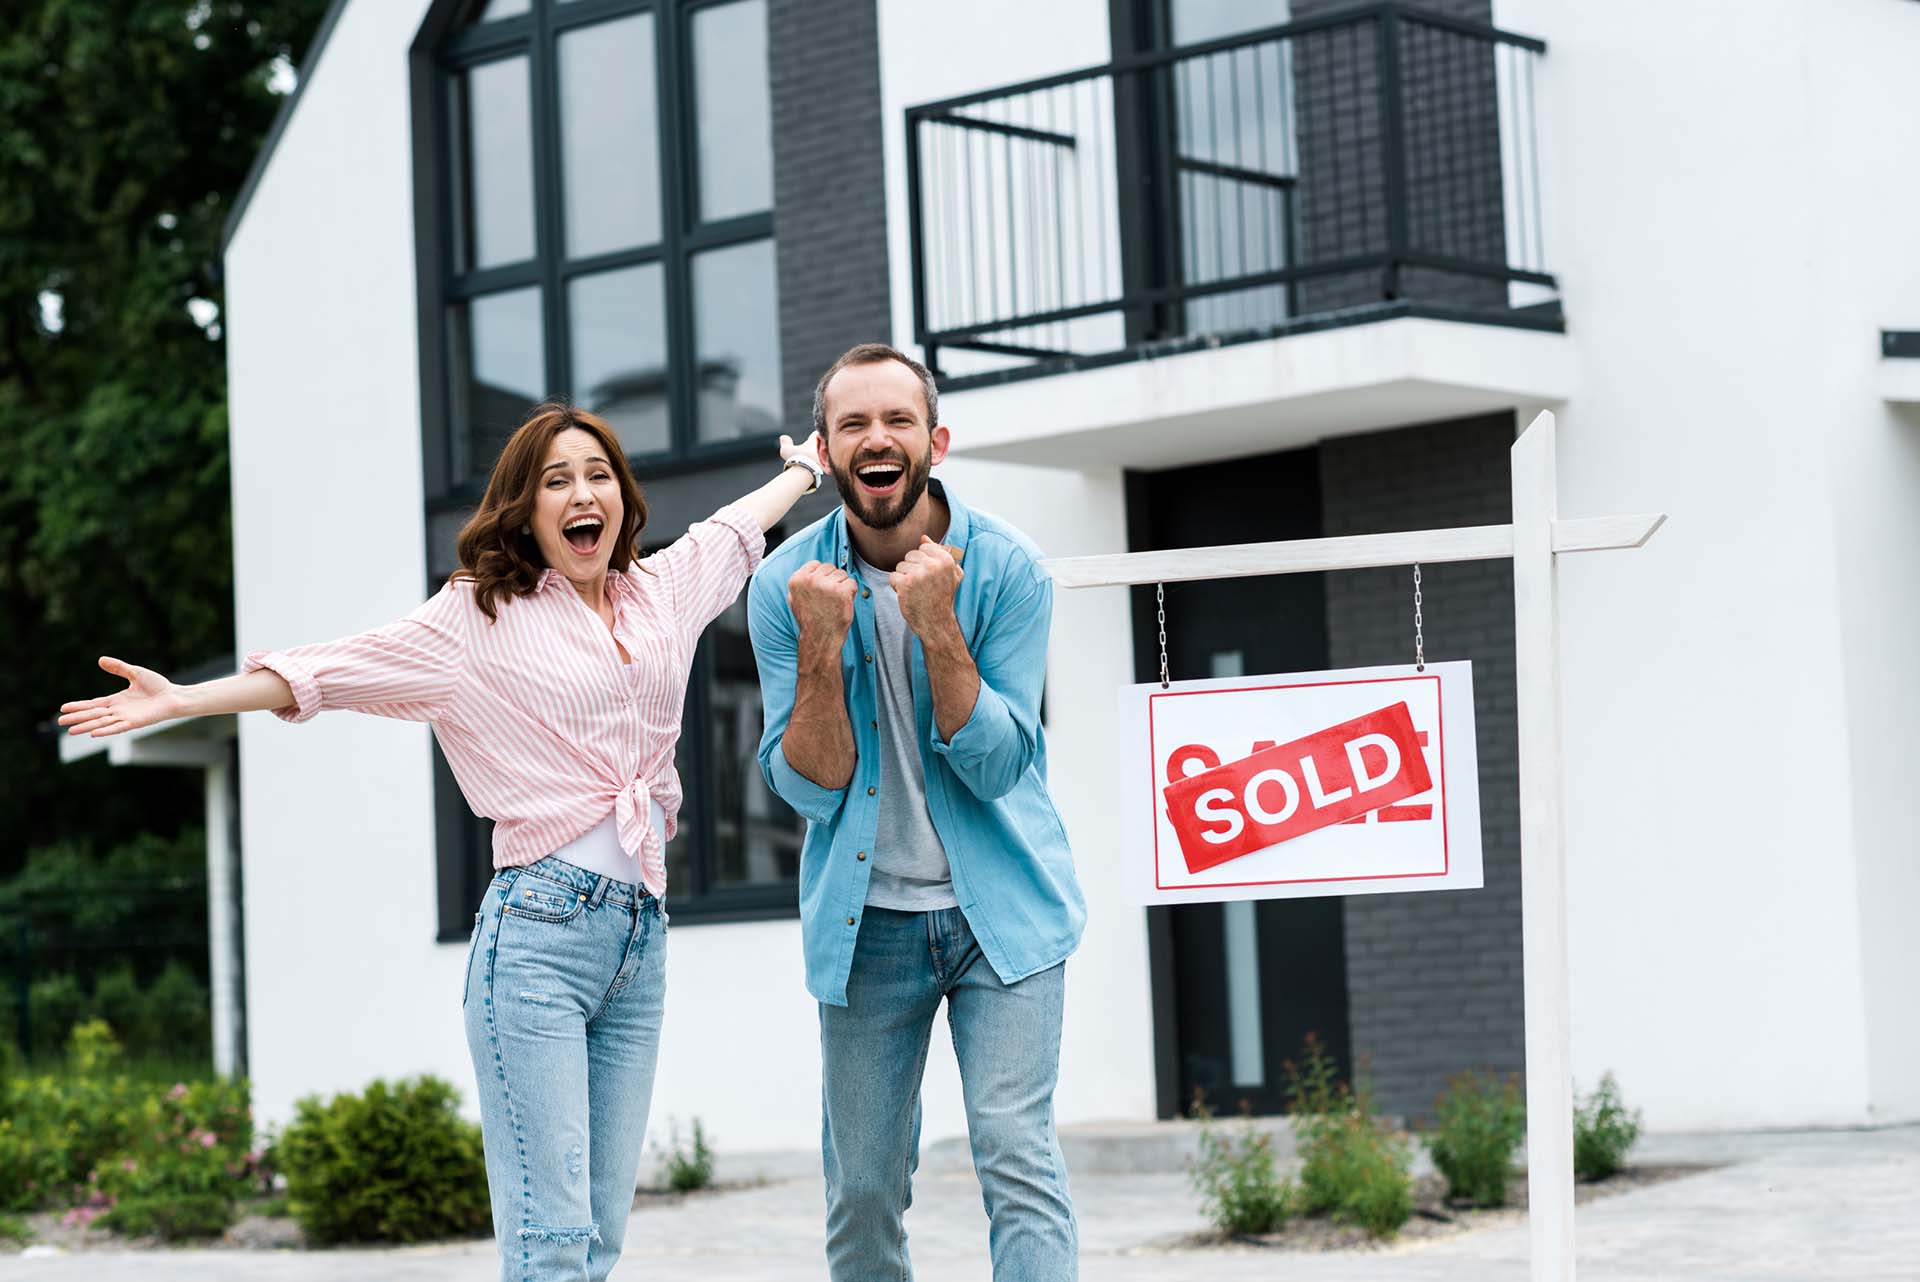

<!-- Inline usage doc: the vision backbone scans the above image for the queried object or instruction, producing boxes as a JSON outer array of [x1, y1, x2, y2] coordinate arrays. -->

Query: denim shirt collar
[[827, 476, 971, 571]]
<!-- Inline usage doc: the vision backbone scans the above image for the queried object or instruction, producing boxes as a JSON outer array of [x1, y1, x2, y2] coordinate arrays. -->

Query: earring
[[521, 524, 530, 534]]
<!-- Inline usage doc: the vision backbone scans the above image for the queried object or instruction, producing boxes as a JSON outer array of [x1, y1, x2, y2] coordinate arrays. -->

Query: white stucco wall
[[225, 0, 451, 1130], [1493, 0, 1919, 1127]]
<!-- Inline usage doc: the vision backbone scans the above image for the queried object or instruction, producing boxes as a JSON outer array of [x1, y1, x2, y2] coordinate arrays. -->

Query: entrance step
[[922, 1116, 1302, 1176]]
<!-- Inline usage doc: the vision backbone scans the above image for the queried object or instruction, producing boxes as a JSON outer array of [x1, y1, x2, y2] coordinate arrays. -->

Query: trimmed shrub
[[142, 964, 211, 1062], [1426, 1071, 1526, 1206], [276, 1076, 490, 1244], [1574, 1073, 1641, 1181], [25, 974, 86, 1061], [96, 1192, 234, 1241], [1189, 1097, 1293, 1235], [656, 1118, 715, 1193], [1285, 1035, 1414, 1237]]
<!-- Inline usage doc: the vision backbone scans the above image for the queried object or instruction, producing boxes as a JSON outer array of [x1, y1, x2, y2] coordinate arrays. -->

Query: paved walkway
[[8, 1125, 1917, 1280]]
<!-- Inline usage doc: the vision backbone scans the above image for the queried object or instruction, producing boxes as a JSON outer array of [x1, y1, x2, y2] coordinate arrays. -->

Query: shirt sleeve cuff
[[243, 651, 322, 723], [929, 683, 1005, 762], [709, 502, 767, 577], [769, 740, 848, 826]]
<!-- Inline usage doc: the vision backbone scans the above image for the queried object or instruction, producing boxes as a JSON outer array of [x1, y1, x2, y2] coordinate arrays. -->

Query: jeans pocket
[[502, 871, 586, 923]]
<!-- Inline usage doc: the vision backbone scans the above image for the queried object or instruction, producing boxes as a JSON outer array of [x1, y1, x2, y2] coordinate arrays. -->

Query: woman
[[58, 402, 825, 1279]]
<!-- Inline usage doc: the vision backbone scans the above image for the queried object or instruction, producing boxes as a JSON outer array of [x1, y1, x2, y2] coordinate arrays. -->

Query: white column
[[1512, 411, 1574, 1281], [204, 754, 242, 1078]]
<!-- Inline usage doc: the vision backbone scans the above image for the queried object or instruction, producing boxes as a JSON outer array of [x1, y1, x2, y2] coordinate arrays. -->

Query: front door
[[1127, 446, 1352, 1116]]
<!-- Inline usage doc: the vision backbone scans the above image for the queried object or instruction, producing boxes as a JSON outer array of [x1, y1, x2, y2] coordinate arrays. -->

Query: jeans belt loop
[[587, 875, 613, 910]]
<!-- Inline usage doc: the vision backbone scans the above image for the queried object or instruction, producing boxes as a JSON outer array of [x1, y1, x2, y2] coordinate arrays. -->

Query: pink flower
[[167, 1083, 189, 1100], [122, 1159, 138, 1172], [197, 1130, 219, 1149]]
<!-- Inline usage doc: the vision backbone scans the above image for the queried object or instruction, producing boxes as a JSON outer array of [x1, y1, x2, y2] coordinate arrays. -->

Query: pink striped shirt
[[242, 504, 765, 898]]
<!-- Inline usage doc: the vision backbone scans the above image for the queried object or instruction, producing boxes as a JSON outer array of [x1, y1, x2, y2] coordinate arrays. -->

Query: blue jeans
[[821, 906, 1077, 1281], [463, 857, 666, 1282]]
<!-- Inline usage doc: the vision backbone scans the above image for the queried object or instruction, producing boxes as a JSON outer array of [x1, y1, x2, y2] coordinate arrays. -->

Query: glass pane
[[569, 263, 669, 454], [559, 14, 661, 258], [692, 239, 782, 443], [450, 58, 536, 271], [466, 0, 529, 22], [691, 0, 772, 222], [705, 594, 803, 890], [447, 287, 544, 485]]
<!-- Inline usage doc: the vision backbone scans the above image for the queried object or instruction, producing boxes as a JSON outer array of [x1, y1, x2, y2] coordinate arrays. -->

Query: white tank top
[[547, 806, 666, 888]]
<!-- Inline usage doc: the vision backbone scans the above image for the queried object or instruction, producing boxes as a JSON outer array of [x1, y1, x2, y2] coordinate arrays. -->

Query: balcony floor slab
[[941, 315, 1577, 471]]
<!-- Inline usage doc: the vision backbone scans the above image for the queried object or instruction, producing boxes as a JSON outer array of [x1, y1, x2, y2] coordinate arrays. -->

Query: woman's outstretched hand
[[58, 657, 186, 739], [779, 430, 822, 467]]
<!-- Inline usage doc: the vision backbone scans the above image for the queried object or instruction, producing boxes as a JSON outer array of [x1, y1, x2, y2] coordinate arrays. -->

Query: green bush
[[96, 1192, 235, 1241], [656, 1118, 715, 1193], [1189, 1097, 1293, 1235], [25, 974, 87, 1061], [1285, 1035, 1414, 1237], [0, 1022, 260, 1225], [89, 968, 149, 1053], [1426, 1071, 1526, 1206], [0, 1213, 31, 1243], [1574, 1073, 1641, 1181], [143, 964, 211, 1061], [276, 1076, 490, 1244]]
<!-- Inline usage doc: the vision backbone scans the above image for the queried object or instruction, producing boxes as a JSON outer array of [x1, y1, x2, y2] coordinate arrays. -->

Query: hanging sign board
[[1116, 661, 1483, 904]]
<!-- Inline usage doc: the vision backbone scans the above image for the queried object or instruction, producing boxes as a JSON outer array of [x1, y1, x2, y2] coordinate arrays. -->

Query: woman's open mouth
[[855, 459, 907, 497], [562, 515, 604, 557]]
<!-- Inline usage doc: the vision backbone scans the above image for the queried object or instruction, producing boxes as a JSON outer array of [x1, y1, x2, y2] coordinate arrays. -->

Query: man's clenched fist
[[892, 536, 964, 641], [789, 561, 857, 651]]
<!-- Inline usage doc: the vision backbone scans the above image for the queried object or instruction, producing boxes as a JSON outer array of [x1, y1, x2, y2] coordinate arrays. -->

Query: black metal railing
[[904, 3, 1553, 377]]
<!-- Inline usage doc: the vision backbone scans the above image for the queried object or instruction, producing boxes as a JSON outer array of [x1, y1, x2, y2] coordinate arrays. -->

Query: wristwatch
[[783, 453, 825, 495]]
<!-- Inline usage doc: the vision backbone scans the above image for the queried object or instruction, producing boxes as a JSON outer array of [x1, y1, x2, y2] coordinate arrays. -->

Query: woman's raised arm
[[58, 658, 294, 739]]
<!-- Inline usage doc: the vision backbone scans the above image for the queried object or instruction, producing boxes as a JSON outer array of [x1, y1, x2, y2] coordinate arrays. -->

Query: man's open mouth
[[562, 515, 604, 555], [855, 459, 907, 495]]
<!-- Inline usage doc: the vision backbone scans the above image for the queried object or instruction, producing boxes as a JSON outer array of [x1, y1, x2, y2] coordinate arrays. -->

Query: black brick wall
[[1284, 0, 1507, 315], [1319, 411, 1523, 1123], [768, 0, 893, 428]]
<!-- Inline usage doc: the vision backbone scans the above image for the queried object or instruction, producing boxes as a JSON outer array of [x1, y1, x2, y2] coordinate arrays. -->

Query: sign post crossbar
[[1036, 411, 1661, 1282]]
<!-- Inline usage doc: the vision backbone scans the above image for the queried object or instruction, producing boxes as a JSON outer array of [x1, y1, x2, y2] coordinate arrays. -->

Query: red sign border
[[1147, 674, 1450, 892]]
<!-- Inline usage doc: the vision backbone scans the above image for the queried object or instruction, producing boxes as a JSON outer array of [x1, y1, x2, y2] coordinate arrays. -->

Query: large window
[[418, 0, 800, 934], [434, 0, 780, 474]]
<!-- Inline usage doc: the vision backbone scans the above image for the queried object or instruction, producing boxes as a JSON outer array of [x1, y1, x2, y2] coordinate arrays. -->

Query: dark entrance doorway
[[1126, 447, 1352, 1117]]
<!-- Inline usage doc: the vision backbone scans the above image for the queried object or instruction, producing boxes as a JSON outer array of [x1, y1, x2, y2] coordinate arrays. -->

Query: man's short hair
[[811, 343, 939, 437]]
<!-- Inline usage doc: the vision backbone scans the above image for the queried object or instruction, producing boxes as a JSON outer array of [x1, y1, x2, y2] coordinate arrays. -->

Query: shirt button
[[862, 588, 871, 599], [864, 653, 872, 663], [867, 786, 876, 796], [846, 915, 856, 926], [871, 720, 878, 730], [857, 851, 867, 861]]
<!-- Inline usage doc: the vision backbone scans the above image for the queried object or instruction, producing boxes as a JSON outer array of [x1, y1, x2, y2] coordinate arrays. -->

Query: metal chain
[[1157, 582, 1170, 689], [1413, 563, 1425, 671]]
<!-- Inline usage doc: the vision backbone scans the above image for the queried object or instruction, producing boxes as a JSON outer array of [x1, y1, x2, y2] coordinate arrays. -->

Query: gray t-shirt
[[851, 550, 958, 911]]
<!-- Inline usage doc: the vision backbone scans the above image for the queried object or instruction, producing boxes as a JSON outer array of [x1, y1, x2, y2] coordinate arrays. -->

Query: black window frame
[[410, 0, 798, 940]]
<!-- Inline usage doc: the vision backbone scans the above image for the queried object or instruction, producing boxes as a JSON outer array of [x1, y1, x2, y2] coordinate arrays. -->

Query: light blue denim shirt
[[748, 479, 1086, 1006]]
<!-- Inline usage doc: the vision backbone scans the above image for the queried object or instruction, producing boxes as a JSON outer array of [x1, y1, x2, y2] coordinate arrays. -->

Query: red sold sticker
[[1161, 702, 1432, 874]]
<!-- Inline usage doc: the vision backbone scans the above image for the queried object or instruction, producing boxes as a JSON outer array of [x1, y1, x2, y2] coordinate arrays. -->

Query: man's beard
[[829, 444, 933, 531]]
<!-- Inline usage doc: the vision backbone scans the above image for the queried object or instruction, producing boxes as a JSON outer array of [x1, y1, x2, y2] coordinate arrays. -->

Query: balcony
[[903, 3, 1570, 466]]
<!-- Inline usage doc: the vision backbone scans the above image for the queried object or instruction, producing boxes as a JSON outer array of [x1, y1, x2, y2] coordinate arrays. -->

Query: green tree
[[0, 0, 332, 875]]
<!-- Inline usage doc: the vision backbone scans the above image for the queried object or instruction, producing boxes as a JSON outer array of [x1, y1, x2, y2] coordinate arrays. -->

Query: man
[[748, 343, 1085, 1280]]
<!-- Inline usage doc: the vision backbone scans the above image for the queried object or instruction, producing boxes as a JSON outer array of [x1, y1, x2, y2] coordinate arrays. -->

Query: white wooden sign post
[[1037, 411, 1662, 1282]]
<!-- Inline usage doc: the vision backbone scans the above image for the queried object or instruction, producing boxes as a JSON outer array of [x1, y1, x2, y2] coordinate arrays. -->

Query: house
[[219, 0, 1920, 1150]]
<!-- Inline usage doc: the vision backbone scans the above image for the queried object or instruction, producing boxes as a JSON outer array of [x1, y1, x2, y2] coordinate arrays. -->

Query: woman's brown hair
[[452, 402, 649, 621]]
